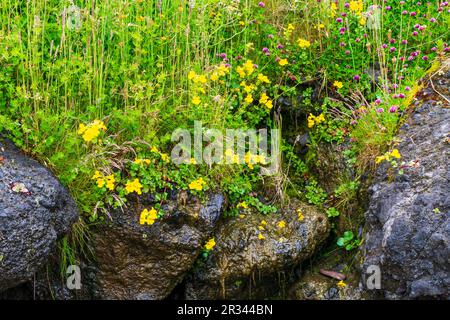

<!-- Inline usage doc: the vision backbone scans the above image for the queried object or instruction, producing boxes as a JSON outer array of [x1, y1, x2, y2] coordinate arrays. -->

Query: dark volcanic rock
[[361, 59, 450, 299], [0, 138, 79, 292], [185, 198, 330, 299], [90, 192, 225, 299]]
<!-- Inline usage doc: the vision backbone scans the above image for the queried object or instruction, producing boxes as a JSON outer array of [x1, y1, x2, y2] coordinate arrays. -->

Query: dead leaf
[[319, 269, 346, 281], [11, 182, 30, 195]]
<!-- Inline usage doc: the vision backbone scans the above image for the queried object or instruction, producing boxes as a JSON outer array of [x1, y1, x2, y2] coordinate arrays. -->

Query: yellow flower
[[297, 209, 305, 221], [77, 120, 106, 142], [257, 73, 271, 84], [210, 72, 219, 81], [189, 158, 197, 164], [278, 220, 286, 229], [243, 60, 254, 75], [204, 238, 216, 250], [197, 74, 207, 84], [317, 23, 325, 29], [390, 149, 401, 159], [192, 95, 201, 105], [105, 174, 115, 191], [258, 233, 265, 240], [333, 81, 343, 89], [189, 177, 206, 191], [375, 155, 386, 164], [160, 153, 170, 163], [96, 178, 105, 188], [92, 171, 102, 180], [244, 84, 255, 93], [259, 92, 268, 104], [307, 113, 325, 128], [258, 225, 265, 231], [337, 280, 347, 289], [134, 158, 151, 165], [297, 38, 311, 49], [140, 207, 158, 225], [151, 146, 159, 153], [349, 1, 363, 14], [216, 64, 229, 76], [244, 94, 253, 104], [278, 58, 288, 66], [77, 124, 87, 135], [237, 201, 248, 209], [125, 178, 143, 195], [236, 66, 246, 78], [261, 220, 267, 226], [188, 70, 197, 80], [265, 99, 273, 109], [359, 16, 366, 26]]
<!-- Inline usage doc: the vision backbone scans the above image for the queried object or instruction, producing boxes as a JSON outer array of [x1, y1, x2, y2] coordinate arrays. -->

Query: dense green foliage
[[1, 1, 449, 253]]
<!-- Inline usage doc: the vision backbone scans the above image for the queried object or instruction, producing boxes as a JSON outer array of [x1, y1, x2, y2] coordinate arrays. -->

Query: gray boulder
[[0, 138, 79, 292], [185, 198, 330, 299], [361, 60, 450, 299]]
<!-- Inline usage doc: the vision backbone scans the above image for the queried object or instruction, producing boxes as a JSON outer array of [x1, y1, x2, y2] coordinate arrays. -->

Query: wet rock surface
[[288, 252, 364, 300], [0, 138, 79, 292], [184, 199, 330, 299], [362, 60, 450, 299], [89, 192, 225, 299]]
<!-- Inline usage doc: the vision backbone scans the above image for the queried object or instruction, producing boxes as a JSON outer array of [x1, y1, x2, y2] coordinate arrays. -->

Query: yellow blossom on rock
[[258, 233, 265, 240], [204, 238, 216, 250], [261, 220, 267, 226], [125, 178, 143, 195], [337, 280, 347, 289], [297, 209, 305, 221], [278, 220, 286, 229], [375, 155, 386, 164], [390, 149, 401, 159], [140, 207, 158, 225]]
